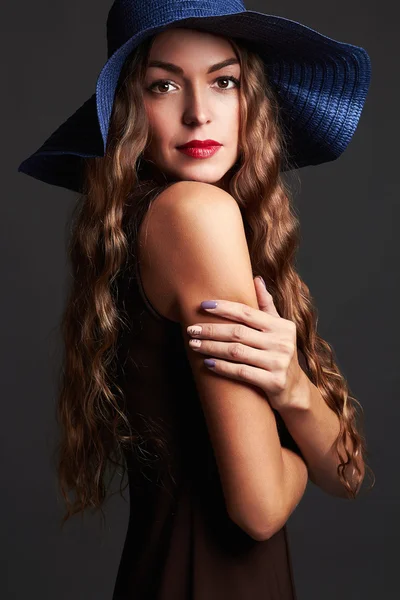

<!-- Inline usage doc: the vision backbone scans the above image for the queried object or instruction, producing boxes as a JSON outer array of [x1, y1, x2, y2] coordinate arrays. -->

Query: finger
[[189, 339, 268, 368], [187, 322, 267, 349], [201, 299, 277, 331], [203, 357, 277, 394], [254, 277, 280, 317]]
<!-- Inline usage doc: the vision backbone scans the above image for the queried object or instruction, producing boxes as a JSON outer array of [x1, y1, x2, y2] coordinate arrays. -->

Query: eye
[[148, 75, 240, 95], [148, 79, 177, 94], [214, 76, 240, 90]]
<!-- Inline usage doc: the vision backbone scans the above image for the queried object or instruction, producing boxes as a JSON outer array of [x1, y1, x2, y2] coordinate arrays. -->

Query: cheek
[[218, 106, 240, 144], [146, 106, 173, 143], [218, 97, 239, 123]]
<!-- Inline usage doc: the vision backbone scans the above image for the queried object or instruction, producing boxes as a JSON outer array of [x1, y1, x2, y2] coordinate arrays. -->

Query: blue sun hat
[[17, 0, 371, 193]]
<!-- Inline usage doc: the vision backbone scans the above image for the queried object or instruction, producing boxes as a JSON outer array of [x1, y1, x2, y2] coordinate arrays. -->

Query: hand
[[186, 276, 308, 412]]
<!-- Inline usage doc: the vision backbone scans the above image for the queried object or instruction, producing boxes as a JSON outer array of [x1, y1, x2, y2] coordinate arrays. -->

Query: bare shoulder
[[144, 180, 245, 257], [140, 180, 235, 243], [147, 180, 240, 218], [138, 181, 245, 321]]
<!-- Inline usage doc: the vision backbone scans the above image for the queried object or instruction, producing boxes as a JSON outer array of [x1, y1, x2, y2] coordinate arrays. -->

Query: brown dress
[[111, 184, 308, 599]]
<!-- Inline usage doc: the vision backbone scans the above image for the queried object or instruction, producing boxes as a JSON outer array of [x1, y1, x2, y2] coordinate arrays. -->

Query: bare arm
[[279, 375, 365, 499], [142, 181, 308, 540]]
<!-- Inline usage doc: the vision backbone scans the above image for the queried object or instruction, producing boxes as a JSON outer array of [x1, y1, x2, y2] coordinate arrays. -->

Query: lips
[[177, 139, 222, 148], [177, 145, 221, 159]]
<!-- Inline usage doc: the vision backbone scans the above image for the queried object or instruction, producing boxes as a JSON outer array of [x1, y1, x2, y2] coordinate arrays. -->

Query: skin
[[142, 28, 241, 192], [138, 30, 360, 499]]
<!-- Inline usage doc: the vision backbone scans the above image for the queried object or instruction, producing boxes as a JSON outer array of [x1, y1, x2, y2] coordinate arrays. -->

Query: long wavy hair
[[55, 29, 375, 526]]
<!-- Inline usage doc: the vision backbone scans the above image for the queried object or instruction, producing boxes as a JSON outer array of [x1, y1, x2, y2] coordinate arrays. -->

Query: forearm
[[226, 402, 310, 541], [278, 370, 364, 498], [263, 446, 309, 539], [203, 381, 292, 540]]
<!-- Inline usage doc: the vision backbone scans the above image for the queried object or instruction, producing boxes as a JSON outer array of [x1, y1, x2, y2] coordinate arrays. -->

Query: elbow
[[251, 512, 288, 542], [229, 501, 286, 542], [248, 523, 283, 542], [234, 515, 286, 542], [310, 458, 366, 500]]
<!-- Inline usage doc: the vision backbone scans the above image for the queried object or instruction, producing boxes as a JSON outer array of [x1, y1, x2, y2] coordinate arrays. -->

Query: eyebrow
[[147, 57, 240, 75]]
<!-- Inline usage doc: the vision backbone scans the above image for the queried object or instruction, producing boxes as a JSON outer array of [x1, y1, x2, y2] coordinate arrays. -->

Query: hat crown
[[107, 0, 246, 57]]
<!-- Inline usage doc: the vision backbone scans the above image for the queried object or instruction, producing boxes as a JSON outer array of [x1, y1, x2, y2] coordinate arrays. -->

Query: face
[[142, 28, 241, 191]]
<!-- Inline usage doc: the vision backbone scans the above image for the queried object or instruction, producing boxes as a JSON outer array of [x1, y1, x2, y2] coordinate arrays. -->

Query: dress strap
[[134, 252, 171, 322]]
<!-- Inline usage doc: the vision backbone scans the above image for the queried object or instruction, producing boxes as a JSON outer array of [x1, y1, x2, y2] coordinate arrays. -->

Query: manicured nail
[[187, 325, 202, 336], [201, 301, 218, 310], [189, 339, 202, 348], [204, 358, 216, 368]]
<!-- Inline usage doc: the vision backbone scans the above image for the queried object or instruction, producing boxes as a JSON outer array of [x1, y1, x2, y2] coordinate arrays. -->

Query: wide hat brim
[[18, 10, 371, 193]]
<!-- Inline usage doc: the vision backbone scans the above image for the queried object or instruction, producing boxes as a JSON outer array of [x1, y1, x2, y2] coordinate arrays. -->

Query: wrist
[[280, 369, 312, 415]]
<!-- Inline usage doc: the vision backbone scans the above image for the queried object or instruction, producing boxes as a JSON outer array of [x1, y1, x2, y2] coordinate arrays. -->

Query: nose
[[182, 83, 212, 126]]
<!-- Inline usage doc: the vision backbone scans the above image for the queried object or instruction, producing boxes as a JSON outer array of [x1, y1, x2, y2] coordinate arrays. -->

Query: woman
[[18, 1, 375, 598]]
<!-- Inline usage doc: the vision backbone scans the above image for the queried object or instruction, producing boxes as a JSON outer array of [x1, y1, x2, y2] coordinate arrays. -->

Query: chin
[[176, 165, 228, 181]]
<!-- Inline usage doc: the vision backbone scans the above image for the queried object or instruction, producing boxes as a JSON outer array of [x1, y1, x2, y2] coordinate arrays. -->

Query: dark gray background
[[2, 0, 397, 598]]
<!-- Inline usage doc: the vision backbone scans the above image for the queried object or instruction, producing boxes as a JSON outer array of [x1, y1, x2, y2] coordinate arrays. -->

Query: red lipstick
[[177, 139, 222, 159], [177, 139, 222, 148]]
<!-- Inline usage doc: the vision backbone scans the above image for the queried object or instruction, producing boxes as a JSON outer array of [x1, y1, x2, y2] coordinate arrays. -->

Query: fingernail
[[187, 325, 202, 336], [204, 358, 216, 368], [257, 276, 266, 289], [201, 301, 218, 309]]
